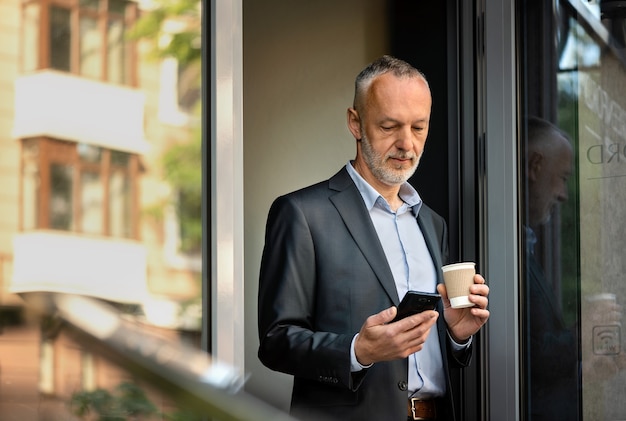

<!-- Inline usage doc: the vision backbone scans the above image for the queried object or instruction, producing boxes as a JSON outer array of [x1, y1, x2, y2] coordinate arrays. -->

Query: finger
[[394, 310, 438, 333], [436, 283, 448, 300], [469, 283, 489, 296], [364, 306, 397, 327], [473, 274, 486, 284], [470, 307, 490, 321], [469, 293, 489, 309]]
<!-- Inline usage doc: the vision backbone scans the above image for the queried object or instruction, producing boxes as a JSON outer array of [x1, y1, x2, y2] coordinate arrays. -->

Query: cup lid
[[441, 262, 475, 272]]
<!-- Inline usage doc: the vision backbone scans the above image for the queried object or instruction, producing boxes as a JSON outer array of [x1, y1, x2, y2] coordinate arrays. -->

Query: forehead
[[364, 73, 432, 120]]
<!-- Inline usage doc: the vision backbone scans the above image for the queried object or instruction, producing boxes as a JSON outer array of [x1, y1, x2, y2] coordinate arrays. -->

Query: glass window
[[107, 18, 125, 84], [520, 0, 626, 419], [109, 169, 131, 237], [6, 0, 208, 418], [80, 170, 103, 234], [80, 15, 102, 79], [109, 150, 132, 238], [50, 163, 74, 230], [49, 6, 71, 72], [26, 0, 136, 84], [20, 138, 138, 238]]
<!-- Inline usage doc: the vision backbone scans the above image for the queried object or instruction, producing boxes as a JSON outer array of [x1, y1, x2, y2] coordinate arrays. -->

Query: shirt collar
[[345, 161, 423, 216]]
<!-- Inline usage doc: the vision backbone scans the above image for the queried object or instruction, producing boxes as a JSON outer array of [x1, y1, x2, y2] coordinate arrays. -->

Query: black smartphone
[[393, 291, 441, 322]]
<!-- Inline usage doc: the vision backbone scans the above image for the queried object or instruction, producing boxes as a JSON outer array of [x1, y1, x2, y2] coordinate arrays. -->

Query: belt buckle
[[409, 397, 435, 421]]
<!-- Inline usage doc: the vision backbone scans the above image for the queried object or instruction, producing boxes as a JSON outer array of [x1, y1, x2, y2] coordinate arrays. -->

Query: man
[[258, 55, 490, 421], [524, 116, 577, 420]]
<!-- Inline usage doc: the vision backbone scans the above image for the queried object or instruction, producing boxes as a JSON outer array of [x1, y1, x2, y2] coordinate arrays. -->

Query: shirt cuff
[[448, 331, 473, 350], [350, 333, 374, 372]]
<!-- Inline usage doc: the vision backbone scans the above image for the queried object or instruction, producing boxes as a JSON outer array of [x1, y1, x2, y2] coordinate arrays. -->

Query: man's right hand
[[354, 306, 439, 366]]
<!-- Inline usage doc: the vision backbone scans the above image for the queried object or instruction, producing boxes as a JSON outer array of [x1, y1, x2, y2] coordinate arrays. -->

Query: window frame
[[20, 137, 140, 239], [21, 0, 138, 85]]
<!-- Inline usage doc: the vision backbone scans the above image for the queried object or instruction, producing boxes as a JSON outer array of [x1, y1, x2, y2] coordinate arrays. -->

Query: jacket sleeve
[[257, 194, 358, 390]]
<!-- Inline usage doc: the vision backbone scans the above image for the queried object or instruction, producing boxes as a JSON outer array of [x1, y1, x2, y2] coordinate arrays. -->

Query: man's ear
[[347, 108, 362, 141], [528, 151, 543, 181]]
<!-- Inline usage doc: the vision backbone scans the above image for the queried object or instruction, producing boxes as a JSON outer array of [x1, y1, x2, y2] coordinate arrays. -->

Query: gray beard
[[360, 134, 419, 185]]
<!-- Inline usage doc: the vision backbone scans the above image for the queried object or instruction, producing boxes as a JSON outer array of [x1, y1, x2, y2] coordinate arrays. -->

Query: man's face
[[528, 139, 573, 227], [349, 73, 432, 187]]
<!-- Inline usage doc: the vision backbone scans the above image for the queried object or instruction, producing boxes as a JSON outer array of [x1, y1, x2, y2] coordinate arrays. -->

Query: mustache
[[386, 153, 416, 160]]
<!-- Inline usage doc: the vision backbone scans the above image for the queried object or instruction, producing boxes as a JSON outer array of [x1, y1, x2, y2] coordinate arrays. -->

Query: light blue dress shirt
[[345, 161, 446, 398]]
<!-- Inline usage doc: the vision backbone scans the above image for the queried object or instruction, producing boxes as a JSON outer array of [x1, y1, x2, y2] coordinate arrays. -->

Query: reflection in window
[[521, 1, 626, 419], [50, 164, 73, 230], [108, 19, 126, 84], [559, 18, 601, 71], [80, 170, 103, 235], [80, 15, 102, 79], [78, 143, 102, 163], [110, 169, 131, 238]]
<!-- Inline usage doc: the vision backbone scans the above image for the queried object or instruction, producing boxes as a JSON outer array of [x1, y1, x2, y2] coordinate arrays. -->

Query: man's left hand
[[437, 274, 490, 343]]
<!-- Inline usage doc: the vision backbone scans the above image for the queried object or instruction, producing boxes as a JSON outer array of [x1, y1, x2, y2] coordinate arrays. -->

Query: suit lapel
[[417, 209, 449, 351], [417, 211, 444, 283], [328, 169, 400, 304]]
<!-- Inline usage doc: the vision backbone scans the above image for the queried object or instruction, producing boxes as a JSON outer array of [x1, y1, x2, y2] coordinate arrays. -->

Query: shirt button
[[398, 381, 408, 391]]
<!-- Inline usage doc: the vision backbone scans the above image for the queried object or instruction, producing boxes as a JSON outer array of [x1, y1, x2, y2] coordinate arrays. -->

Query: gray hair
[[353, 55, 429, 113], [526, 116, 571, 157]]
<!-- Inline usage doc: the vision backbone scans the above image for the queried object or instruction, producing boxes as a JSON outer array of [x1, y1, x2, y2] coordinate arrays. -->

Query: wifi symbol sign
[[593, 325, 621, 355]]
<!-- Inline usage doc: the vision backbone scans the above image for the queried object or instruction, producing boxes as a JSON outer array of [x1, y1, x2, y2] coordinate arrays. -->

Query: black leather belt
[[407, 397, 437, 420]]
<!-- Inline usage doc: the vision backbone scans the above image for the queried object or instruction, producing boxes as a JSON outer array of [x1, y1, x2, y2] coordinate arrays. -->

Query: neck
[[352, 160, 403, 210]]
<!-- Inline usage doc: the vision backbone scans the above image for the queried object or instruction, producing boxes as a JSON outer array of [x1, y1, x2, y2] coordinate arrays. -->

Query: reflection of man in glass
[[524, 117, 623, 420], [524, 116, 577, 420]]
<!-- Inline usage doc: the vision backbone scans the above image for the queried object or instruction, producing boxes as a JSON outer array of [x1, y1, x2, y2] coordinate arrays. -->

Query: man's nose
[[395, 127, 414, 150]]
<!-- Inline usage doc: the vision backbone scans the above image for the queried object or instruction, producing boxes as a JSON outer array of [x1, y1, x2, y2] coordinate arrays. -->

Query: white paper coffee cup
[[441, 262, 476, 309]]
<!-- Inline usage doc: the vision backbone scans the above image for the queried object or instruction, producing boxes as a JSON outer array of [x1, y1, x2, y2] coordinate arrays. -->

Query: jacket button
[[398, 381, 408, 391]]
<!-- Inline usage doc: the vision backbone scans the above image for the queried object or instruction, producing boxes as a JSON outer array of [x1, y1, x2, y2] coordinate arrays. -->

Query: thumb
[[437, 283, 448, 300]]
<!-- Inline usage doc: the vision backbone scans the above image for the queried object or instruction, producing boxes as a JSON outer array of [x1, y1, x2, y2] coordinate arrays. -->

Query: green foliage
[[68, 381, 157, 420], [162, 131, 203, 254], [68, 381, 204, 421], [127, 0, 201, 66], [162, 131, 202, 189], [129, 0, 203, 255]]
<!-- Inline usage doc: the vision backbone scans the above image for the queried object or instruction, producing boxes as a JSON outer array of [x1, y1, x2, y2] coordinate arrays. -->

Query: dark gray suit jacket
[[258, 167, 471, 420], [526, 252, 579, 420]]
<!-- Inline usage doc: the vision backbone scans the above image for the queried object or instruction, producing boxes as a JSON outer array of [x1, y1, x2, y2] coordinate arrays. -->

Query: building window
[[21, 0, 137, 85], [20, 138, 140, 239]]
